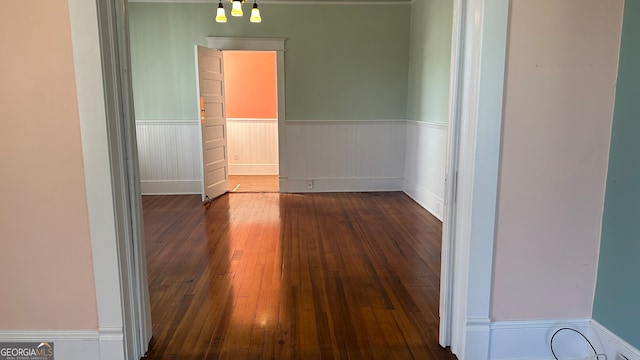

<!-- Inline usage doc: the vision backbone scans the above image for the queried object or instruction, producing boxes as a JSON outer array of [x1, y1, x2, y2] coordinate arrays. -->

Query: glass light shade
[[231, 1, 243, 17], [250, 5, 261, 23], [215, 4, 227, 23]]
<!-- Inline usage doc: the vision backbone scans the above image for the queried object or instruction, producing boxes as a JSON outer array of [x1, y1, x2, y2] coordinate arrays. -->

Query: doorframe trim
[[206, 37, 288, 192], [68, 0, 128, 358], [440, 0, 510, 358], [206, 37, 286, 51], [439, 0, 464, 347], [70, 0, 153, 359]]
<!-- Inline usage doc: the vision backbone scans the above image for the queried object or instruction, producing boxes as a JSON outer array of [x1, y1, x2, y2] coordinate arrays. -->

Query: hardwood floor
[[228, 175, 279, 193], [142, 192, 456, 359]]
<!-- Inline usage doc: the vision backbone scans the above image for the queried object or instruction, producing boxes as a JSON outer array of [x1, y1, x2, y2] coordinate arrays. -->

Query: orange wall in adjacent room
[[223, 51, 277, 119]]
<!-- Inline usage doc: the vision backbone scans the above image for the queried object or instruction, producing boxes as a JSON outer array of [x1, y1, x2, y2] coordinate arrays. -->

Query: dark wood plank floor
[[142, 192, 456, 359]]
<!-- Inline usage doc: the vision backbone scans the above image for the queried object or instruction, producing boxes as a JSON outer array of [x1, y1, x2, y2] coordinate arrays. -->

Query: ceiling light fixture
[[215, 0, 261, 23], [250, 1, 262, 23], [215, 1, 227, 23], [231, 0, 243, 16]]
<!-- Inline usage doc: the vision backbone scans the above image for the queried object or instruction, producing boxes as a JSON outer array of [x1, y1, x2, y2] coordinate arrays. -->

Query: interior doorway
[[222, 50, 279, 193], [206, 37, 288, 195], [84, 1, 510, 357]]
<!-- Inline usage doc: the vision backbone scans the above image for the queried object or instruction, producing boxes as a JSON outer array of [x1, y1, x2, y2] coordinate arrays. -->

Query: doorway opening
[[201, 37, 287, 198], [195, 46, 281, 202], [85, 0, 509, 357], [222, 50, 279, 193]]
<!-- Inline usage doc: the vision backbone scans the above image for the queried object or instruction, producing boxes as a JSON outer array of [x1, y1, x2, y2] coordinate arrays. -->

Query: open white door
[[195, 46, 229, 202]]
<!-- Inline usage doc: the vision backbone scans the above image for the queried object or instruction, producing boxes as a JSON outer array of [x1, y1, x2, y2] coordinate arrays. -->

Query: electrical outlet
[[617, 353, 629, 360], [307, 180, 313, 189], [234, 153, 239, 160]]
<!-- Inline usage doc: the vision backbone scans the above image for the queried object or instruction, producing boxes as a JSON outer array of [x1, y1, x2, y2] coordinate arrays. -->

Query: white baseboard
[[228, 164, 279, 175], [0, 329, 105, 360], [489, 319, 592, 360], [140, 180, 201, 195], [463, 317, 491, 360], [403, 178, 444, 220], [0, 328, 126, 360], [591, 320, 640, 360], [281, 177, 404, 193], [97, 326, 127, 360]]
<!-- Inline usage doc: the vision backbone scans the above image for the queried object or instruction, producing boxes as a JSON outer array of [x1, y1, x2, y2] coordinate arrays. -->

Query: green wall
[[593, 1, 640, 349], [406, 0, 452, 123], [128, 3, 410, 120]]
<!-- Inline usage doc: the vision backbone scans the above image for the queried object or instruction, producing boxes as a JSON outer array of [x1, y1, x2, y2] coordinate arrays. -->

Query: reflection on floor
[[142, 192, 456, 359], [228, 175, 279, 193]]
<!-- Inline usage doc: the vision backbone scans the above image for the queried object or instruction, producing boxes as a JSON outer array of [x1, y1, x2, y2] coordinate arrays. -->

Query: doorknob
[[200, 96, 205, 124]]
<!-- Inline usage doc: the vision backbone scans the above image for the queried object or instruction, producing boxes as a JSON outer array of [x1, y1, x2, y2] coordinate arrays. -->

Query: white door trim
[[95, 0, 154, 357], [440, 0, 510, 358], [439, 0, 464, 347], [71, 0, 153, 359], [68, 0, 127, 358], [205, 37, 287, 191], [206, 37, 286, 51]]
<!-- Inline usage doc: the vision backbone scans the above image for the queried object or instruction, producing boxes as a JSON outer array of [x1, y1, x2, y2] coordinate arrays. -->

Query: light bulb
[[231, 0, 243, 17], [250, 3, 261, 23], [215, 3, 227, 23]]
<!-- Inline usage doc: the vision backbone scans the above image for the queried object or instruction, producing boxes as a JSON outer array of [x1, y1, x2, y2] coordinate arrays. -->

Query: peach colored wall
[[223, 51, 277, 119], [491, 0, 623, 320], [0, 1, 98, 329]]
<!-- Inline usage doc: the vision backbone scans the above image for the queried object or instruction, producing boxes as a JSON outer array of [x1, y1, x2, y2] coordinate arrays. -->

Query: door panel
[[196, 46, 228, 201], [201, 80, 223, 96], [205, 124, 225, 140]]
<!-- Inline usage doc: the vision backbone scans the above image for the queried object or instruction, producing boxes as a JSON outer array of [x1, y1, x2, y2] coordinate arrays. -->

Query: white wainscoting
[[591, 320, 640, 360], [402, 120, 448, 220], [135, 119, 448, 206], [135, 120, 201, 195], [283, 120, 406, 192], [489, 319, 640, 360], [489, 319, 593, 360], [227, 118, 279, 175]]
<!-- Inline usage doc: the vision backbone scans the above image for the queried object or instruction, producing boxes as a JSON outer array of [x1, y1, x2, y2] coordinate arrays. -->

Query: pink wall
[[0, 1, 98, 329], [491, 0, 623, 320], [223, 51, 277, 119]]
